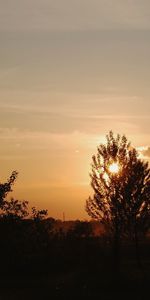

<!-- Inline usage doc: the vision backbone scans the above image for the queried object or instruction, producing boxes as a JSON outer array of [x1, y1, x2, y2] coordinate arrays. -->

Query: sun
[[109, 162, 120, 174]]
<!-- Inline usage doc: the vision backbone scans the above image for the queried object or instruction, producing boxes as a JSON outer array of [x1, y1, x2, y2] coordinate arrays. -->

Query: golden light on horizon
[[109, 162, 120, 174]]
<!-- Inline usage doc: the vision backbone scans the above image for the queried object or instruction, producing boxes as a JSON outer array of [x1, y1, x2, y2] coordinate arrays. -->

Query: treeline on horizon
[[0, 170, 107, 274], [0, 170, 150, 270], [1, 131, 150, 297], [0, 171, 150, 297]]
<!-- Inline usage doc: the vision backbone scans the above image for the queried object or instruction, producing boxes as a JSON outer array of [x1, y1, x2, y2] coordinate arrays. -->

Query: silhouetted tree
[[72, 220, 92, 239], [31, 207, 48, 221], [0, 171, 18, 208], [2, 198, 29, 221], [86, 131, 150, 269], [0, 171, 30, 221], [31, 207, 49, 247]]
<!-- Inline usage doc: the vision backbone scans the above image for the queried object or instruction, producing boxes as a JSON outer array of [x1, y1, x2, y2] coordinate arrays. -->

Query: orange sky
[[0, 1, 150, 219]]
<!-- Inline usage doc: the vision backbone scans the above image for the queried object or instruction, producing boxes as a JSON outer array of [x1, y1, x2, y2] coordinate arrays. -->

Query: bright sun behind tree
[[109, 162, 120, 174]]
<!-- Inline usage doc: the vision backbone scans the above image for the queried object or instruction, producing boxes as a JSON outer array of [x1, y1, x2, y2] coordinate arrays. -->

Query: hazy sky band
[[1, 0, 150, 32]]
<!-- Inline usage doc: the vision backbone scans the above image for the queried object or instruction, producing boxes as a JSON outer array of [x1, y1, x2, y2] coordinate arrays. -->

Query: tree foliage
[[2, 198, 29, 220], [0, 171, 18, 208], [31, 207, 48, 221], [0, 171, 48, 222], [86, 131, 150, 239]]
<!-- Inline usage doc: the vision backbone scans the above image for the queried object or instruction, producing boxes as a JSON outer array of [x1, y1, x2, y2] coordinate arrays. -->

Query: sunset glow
[[0, 0, 150, 220]]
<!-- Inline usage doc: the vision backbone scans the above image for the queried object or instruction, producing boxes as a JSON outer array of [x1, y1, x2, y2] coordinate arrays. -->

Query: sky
[[0, 0, 150, 219]]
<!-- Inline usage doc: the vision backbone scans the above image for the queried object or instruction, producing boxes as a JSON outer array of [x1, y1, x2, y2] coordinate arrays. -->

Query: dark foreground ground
[[0, 237, 150, 300], [0, 268, 149, 300]]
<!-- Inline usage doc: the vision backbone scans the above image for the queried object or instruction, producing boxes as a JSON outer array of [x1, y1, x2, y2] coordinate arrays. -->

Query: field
[[0, 222, 150, 299]]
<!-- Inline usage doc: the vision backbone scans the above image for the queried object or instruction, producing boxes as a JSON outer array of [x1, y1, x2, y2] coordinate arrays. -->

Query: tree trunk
[[134, 224, 142, 269], [112, 225, 120, 274]]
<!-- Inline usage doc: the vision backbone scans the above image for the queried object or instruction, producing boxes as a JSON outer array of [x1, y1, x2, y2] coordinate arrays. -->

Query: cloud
[[0, 91, 148, 142], [0, 127, 104, 152], [142, 147, 150, 158], [137, 146, 150, 160]]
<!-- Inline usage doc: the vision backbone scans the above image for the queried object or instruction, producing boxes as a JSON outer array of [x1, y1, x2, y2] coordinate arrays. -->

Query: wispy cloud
[[0, 90, 149, 137], [0, 127, 104, 152]]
